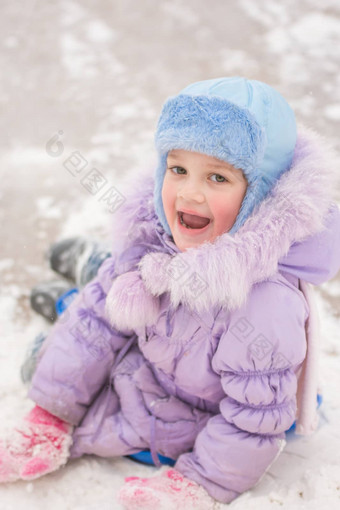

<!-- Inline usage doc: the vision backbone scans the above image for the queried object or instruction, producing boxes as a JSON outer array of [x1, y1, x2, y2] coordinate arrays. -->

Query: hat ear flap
[[154, 153, 172, 235], [229, 174, 270, 234]]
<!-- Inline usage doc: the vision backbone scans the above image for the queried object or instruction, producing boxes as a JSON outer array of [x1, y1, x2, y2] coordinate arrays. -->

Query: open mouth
[[178, 211, 211, 230]]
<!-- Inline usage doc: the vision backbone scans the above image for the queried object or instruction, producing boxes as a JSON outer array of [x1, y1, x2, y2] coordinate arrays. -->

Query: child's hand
[[0, 405, 73, 483], [118, 468, 217, 510]]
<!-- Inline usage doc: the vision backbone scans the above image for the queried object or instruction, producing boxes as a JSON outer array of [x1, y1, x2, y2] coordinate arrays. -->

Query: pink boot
[[0, 405, 73, 483], [118, 468, 217, 510]]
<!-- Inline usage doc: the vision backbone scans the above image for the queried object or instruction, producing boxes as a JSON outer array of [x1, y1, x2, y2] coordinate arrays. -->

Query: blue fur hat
[[154, 77, 297, 235]]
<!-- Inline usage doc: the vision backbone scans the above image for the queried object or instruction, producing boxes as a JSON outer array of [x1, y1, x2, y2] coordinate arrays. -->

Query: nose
[[177, 183, 205, 203]]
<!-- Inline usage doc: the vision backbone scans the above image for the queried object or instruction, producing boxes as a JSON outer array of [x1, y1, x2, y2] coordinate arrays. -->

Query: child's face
[[162, 150, 247, 252]]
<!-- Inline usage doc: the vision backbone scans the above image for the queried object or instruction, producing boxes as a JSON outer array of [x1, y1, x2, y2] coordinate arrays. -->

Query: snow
[[324, 104, 340, 121], [0, 259, 14, 272], [85, 21, 116, 44], [1, 0, 340, 508], [290, 13, 340, 51], [35, 197, 62, 220]]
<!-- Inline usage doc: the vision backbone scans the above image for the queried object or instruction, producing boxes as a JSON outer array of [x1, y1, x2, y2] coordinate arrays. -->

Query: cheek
[[161, 179, 176, 222], [211, 192, 245, 234]]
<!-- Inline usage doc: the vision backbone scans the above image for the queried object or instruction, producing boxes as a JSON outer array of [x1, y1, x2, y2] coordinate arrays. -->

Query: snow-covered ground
[[0, 1, 340, 508]]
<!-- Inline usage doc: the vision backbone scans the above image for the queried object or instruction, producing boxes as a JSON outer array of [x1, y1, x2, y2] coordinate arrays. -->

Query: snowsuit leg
[[69, 376, 149, 459]]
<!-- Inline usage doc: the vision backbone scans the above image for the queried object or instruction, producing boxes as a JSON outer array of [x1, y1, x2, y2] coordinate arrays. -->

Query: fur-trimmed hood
[[106, 127, 340, 331]]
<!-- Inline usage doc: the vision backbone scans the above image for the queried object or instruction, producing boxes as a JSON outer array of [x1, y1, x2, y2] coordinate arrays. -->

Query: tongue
[[182, 213, 210, 229]]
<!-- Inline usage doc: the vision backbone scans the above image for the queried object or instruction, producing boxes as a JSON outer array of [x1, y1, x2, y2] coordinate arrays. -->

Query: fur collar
[[106, 127, 338, 331]]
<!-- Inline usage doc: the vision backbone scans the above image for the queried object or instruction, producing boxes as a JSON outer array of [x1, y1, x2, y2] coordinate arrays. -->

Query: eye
[[210, 173, 227, 183], [168, 166, 187, 175]]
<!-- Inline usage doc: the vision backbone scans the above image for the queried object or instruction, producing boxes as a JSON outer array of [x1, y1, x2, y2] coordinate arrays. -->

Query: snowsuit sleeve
[[28, 256, 135, 426], [175, 279, 309, 504]]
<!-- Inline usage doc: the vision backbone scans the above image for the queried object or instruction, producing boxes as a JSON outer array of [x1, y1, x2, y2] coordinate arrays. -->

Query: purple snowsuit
[[28, 128, 340, 504]]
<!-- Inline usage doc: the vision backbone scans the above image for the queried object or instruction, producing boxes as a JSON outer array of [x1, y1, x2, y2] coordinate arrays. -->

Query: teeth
[[179, 213, 191, 228]]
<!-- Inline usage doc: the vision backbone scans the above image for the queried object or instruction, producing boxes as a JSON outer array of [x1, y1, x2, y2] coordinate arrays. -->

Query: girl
[[1, 77, 340, 509]]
